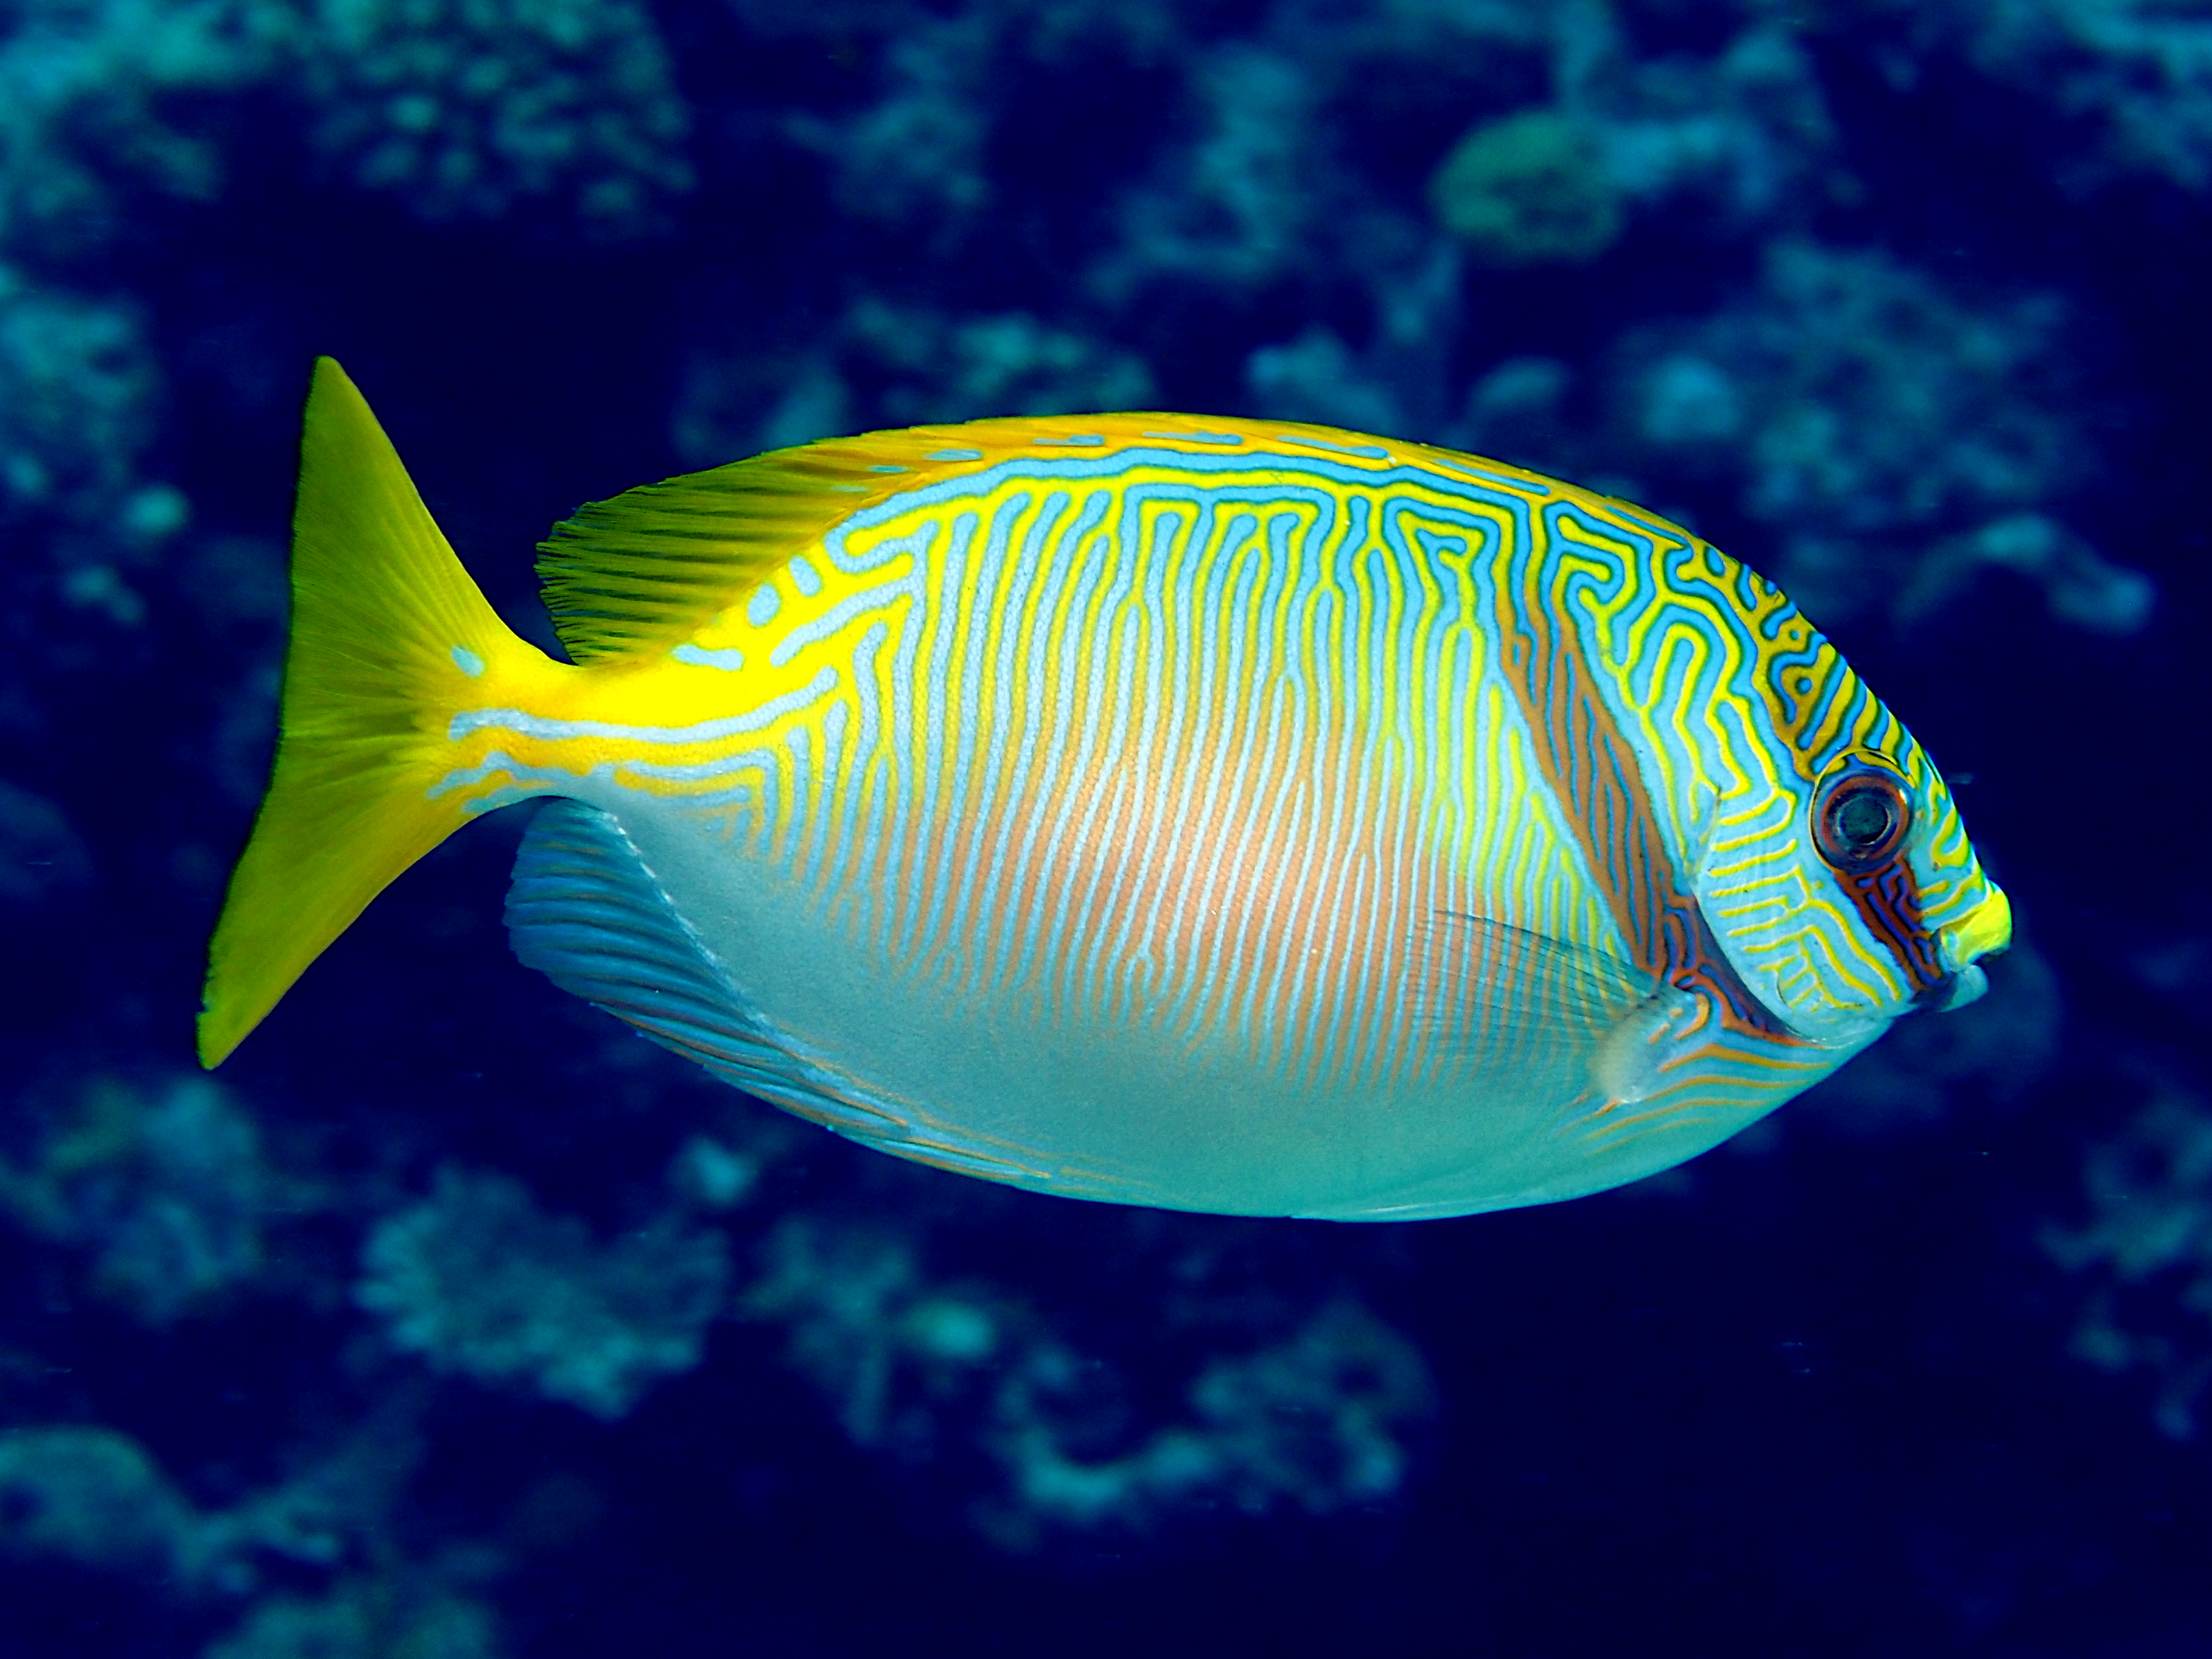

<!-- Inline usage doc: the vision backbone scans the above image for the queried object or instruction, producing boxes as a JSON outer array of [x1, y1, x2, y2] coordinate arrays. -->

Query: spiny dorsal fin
[[535, 412, 1538, 665], [534, 414, 1136, 663]]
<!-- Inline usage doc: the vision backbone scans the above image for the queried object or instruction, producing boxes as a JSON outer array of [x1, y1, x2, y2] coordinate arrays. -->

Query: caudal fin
[[198, 358, 554, 1066]]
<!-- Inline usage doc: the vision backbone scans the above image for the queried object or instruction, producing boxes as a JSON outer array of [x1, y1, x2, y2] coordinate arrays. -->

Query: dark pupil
[[1834, 790, 1893, 850]]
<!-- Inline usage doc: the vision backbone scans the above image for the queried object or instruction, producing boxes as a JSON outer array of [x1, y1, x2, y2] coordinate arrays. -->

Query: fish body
[[199, 361, 2011, 1219]]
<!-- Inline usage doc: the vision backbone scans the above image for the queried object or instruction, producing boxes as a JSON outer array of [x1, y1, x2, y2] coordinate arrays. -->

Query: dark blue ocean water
[[3, 1, 2210, 1653]]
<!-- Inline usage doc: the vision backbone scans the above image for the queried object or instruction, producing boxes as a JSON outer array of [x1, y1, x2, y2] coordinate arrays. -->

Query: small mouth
[[1914, 963, 1990, 1013]]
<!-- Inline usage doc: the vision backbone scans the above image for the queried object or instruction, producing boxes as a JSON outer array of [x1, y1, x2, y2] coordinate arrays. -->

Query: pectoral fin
[[1417, 912, 1653, 1065], [1588, 983, 1708, 1108]]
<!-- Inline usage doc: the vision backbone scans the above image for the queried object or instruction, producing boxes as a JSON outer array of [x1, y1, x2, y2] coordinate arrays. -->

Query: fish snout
[[1944, 883, 2012, 968], [1917, 883, 2012, 1014]]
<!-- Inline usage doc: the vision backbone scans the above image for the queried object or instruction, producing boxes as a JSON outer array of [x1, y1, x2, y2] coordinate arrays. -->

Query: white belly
[[600, 784, 1737, 1220]]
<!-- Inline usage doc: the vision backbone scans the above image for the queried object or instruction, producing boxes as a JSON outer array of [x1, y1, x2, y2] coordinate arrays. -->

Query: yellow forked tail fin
[[198, 358, 559, 1067]]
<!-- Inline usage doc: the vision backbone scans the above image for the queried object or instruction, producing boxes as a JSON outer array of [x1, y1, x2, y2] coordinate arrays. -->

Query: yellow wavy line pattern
[[438, 417, 1981, 1128]]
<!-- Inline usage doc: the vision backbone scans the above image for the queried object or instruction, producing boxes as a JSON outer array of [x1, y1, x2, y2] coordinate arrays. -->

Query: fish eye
[[1813, 769, 1910, 873]]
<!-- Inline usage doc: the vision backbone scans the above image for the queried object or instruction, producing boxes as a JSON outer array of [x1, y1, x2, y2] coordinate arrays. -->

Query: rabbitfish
[[198, 360, 2012, 1218]]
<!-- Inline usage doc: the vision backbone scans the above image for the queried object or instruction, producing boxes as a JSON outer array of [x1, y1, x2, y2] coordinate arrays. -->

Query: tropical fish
[[198, 359, 2012, 1220]]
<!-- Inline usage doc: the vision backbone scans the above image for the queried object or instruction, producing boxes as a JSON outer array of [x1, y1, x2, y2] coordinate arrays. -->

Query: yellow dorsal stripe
[[532, 412, 1559, 665]]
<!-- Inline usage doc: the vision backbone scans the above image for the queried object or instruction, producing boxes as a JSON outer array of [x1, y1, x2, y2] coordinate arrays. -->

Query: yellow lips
[[1944, 883, 2013, 969]]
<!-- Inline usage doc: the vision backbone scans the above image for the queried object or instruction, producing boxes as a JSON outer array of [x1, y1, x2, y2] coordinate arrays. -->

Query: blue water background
[[3, 1, 2210, 1653]]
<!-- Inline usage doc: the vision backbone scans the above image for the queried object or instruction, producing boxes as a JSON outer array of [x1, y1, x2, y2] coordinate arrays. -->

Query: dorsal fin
[[534, 412, 1537, 664], [534, 414, 1135, 664]]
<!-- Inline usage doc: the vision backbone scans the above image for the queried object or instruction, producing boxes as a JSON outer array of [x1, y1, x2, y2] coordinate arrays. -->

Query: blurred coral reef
[[300, 0, 694, 230], [356, 1164, 729, 1419], [2045, 1083, 2212, 1440], [0, 0, 2207, 1651]]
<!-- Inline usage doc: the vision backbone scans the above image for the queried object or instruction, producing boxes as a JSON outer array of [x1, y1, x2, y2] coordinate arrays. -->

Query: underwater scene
[[3, 0, 2210, 1651]]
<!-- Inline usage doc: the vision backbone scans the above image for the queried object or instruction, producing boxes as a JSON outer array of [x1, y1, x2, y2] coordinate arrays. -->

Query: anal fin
[[504, 800, 893, 1134], [506, 802, 1167, 1193]]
